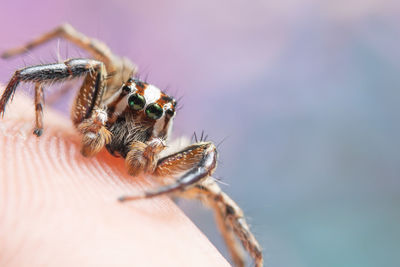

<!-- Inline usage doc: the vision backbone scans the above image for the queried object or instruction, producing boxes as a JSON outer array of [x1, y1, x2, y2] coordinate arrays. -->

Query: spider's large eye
[[128, 94, 146, 110], [145, 103, 163, 120]]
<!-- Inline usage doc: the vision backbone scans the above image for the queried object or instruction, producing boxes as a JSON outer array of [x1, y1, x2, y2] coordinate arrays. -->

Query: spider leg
[[186, 179, 263, 267], [212, 199, 246, 267], [1, 23, 137, 94], [1, 58, 102, 120], [119, 141, 217, 200], [33, 83, 44, 136], [2, 23, 119, 67], [0, 58, 111, 156], [120, 141, 263, 266], [124, 139, 167, 176]]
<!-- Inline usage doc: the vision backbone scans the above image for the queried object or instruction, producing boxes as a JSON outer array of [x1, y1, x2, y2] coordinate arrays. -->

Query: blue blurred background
[[1, 0, 400, 266]]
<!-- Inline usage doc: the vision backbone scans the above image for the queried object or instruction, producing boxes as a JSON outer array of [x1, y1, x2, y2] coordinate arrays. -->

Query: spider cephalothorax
[[0, 24, 263, 267], [104, 78, 177, 158]]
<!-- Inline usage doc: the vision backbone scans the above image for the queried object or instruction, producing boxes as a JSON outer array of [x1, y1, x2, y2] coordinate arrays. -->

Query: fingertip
[[0, 90, 230, 266]]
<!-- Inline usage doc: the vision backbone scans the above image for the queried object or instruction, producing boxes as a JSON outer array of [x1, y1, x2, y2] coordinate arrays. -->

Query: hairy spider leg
[[1, 23, 137, 98], [119, 142, 217, 201], [34, 83, 44, 136], [211, 195, 246, 267], [0, 58, 111, 156], [120, 141, 263, 266], [188, 180, 263, 267]]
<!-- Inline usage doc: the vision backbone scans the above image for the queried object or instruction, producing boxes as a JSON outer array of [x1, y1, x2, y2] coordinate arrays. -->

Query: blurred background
[[1, 0, 400, 266]]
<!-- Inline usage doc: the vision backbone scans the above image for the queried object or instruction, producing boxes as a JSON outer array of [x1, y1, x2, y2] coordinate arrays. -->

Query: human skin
[[0, 92, 229, 267]]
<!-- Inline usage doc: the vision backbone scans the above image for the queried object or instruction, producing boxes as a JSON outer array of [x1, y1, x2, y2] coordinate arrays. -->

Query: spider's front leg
[[120, 141, 263, 266], [120, 141, 217, 200], [0, 58, 111, 156], [124, 138, 167, 176], [78, 109, 111, 157]]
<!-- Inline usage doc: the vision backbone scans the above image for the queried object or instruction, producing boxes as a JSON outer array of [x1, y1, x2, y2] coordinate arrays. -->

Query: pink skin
[[0, 92, 229, 267]]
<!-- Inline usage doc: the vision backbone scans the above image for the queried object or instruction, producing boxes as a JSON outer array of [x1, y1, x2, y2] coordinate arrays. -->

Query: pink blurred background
[[1, 0, 400, 266]]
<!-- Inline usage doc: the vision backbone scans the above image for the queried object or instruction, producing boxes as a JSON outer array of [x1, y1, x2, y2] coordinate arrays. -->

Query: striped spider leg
[[0, 57, 113, 156], [0, 24, 263, 266], [119, 140, 264, 267], [1, 23, 137, 98], [0, 23, 136, 154]]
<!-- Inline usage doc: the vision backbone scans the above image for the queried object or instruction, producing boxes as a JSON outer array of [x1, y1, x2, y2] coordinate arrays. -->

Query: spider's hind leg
[[186, 179, 263, 267], [1, 23, 137, 92]]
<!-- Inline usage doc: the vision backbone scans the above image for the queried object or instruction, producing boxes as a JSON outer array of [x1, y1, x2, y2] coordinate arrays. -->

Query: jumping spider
[[0, 24, 263, 267]]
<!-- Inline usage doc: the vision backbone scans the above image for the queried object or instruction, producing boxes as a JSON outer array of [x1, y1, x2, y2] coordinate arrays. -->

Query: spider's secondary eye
[[122, 85, 131, 93], [166, 109, 175, 117], [128, 94, 146, 110], [145, 103, 163, 120]]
